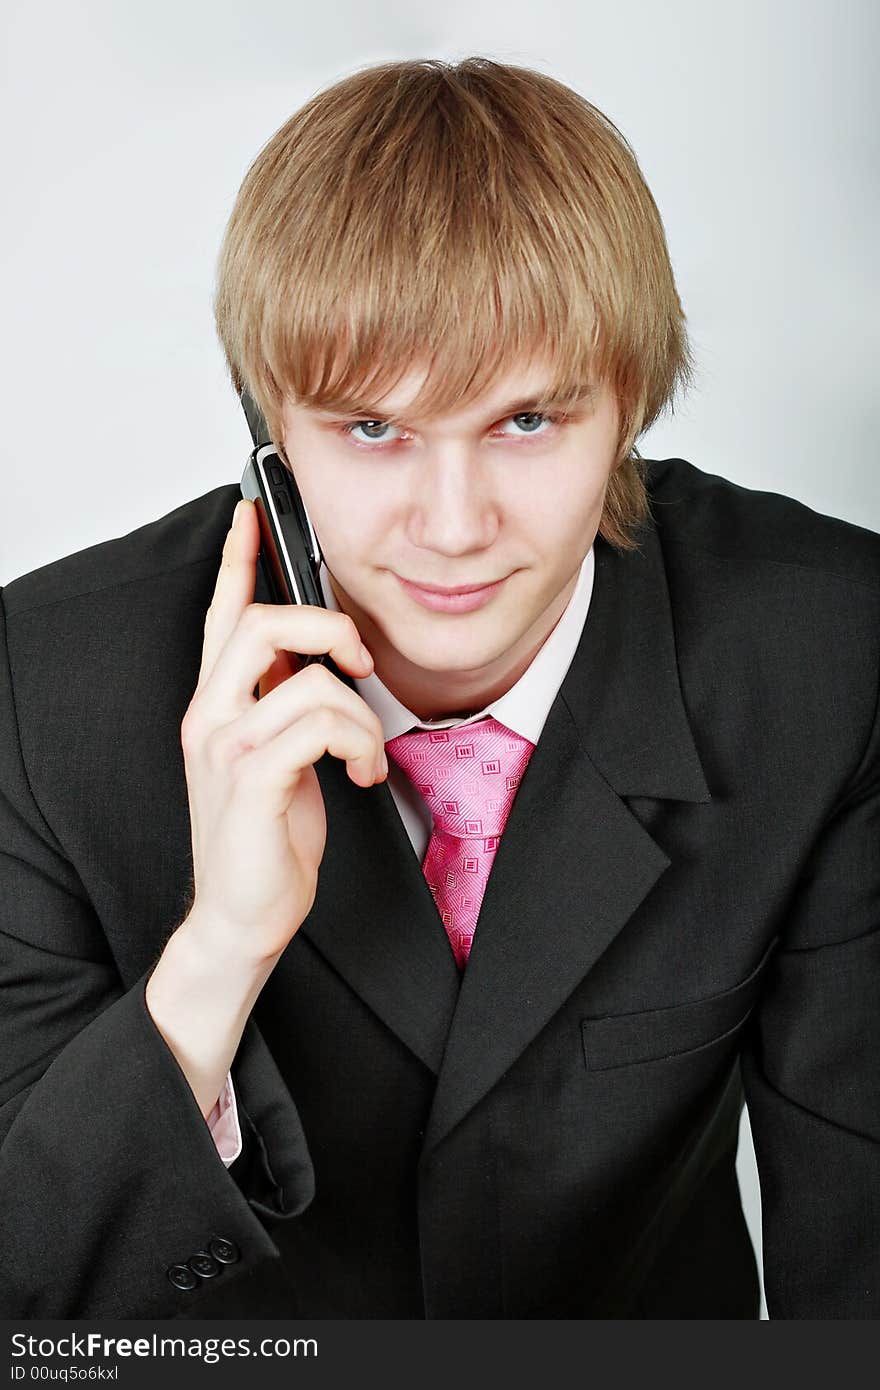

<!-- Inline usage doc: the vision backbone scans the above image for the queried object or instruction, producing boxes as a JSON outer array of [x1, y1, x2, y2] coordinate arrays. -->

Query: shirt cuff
[[205, 1071, 243, 1168]]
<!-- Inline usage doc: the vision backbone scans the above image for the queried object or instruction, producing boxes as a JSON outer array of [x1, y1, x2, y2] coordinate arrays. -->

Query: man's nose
[[406, 449, 501, 555]]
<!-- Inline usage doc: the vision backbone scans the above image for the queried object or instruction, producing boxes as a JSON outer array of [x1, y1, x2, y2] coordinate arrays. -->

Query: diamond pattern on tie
[[385, 716, 536, 969]]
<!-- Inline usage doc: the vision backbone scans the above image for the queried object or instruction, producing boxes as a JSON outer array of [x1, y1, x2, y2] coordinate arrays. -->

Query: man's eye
[[498, 411, 557, 437], [339, 410, 562, 447], [341, 420, 401, 444]]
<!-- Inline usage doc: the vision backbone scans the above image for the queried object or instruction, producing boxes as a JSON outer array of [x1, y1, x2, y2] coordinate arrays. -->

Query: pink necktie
[[385, 716, 536, 969]]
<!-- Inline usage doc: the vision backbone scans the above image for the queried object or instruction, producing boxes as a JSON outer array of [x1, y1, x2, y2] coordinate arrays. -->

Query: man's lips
[[394, 573, 511, 613], [396, 578, 508, 595]]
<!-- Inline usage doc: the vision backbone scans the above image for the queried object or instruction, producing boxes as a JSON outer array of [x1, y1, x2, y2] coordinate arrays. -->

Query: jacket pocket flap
[[580, 934, 779, 1071]]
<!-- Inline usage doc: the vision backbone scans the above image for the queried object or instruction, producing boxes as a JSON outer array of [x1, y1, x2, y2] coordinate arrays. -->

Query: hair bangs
[[258, 259, 604, 429]]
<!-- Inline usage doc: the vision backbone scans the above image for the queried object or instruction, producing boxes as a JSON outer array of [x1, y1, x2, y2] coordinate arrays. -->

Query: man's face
[[280, 357, 620, 719]]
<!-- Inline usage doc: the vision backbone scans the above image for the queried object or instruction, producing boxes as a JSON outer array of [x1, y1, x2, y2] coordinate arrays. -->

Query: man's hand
[[145, 498, 387, 1119], [179, 497, 387, 964]]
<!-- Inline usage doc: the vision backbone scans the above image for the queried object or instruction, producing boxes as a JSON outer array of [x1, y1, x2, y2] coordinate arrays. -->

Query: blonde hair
[[214, 56, 695, 550]]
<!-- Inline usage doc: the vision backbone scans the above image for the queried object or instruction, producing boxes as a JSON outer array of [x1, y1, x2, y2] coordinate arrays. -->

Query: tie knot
[[385, 716, 535, 839]]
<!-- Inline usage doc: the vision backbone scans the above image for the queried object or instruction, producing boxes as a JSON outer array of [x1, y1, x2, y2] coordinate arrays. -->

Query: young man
[[1, 57, 878, 1320]]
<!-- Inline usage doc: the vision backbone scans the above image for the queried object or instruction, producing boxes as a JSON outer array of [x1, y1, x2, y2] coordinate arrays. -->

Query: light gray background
[[3, 0, 878, 1320]]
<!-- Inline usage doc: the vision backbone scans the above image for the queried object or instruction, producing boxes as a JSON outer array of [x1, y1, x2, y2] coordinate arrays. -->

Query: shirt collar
[[319, 548, 595, 745]]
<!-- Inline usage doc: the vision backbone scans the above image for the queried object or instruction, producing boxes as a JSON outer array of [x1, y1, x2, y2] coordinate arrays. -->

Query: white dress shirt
[[208, 546, 596, 1165]]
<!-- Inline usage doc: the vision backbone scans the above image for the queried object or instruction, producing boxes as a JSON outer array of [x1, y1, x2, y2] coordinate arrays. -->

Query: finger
[[235, 706, 387, 815], [222, 660, 386, 763], [197, 499, 259, 692], [203, 605, 374, 719]]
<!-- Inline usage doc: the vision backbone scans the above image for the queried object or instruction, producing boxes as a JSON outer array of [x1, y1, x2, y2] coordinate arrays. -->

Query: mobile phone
[[238, 388, 327, 668]]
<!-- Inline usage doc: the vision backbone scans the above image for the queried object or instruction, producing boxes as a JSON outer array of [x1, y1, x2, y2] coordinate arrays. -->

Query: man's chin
[[378, 631, 517, 678]]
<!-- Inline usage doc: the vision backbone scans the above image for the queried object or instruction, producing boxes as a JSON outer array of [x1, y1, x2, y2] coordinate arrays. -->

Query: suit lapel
[[420, 697, 671, 1150], [294, 757, 462, 1074]]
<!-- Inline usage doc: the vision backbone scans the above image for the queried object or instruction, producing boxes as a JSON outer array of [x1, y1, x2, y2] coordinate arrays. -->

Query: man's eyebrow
[[315, 385, 597, 423]]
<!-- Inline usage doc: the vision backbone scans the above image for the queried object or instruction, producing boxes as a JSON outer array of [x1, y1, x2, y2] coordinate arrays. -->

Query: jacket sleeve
[[739, 661, 880, 1318], [0, 588, 314, 1318]]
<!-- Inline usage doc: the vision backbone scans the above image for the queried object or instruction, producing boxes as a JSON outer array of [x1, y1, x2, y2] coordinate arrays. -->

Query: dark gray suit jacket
[[1, 457, 878, 1318]]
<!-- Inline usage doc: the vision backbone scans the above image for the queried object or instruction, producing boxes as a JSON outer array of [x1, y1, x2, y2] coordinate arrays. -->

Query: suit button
[[188, 1251, 220, 1280], [167, 1264, 198, 1291], [209, 1235, 240, 1265]]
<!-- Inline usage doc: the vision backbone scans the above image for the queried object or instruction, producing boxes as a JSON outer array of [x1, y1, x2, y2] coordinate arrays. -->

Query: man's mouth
[[395, 574, 509, 612]]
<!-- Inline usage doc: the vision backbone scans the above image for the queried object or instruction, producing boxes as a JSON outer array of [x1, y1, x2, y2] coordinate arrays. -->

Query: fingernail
[[381, 751, 389, 776], [359, 643, 373, 667]]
